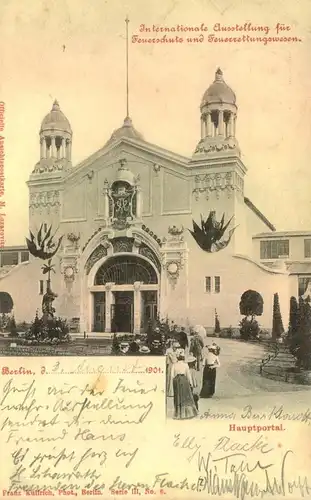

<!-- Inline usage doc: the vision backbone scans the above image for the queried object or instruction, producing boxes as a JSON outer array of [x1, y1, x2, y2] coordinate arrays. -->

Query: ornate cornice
[[193, 171, 244, 200], [29, 190, 60, 213]]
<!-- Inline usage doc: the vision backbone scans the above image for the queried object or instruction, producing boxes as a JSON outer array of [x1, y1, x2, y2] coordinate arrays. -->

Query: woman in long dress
[[200, 345, 220, 398], [166, 341, 179, 397], [187, 355, 199, 410], [172, 354, 198, 419]]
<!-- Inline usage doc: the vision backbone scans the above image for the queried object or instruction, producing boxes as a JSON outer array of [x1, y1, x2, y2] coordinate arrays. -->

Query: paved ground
[[166, 338, 311, 418]]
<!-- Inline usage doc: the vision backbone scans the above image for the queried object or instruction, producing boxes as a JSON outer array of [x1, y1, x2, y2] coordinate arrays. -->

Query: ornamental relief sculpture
[[32, 162, 66, 174], [192, 171, 244, 200], [112, 237, 134, 254], [85, 244, 108, 275], [29, 191, 60, 214], [60, 256, 78, 292], [161, 226, 187, 289], [194, 140, 237, 155], [139, 244, 161, 274]]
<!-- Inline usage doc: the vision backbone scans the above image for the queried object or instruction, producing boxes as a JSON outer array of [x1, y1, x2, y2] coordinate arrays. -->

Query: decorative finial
[[52, 99, 60, 110], [215, 68, 223, 81]]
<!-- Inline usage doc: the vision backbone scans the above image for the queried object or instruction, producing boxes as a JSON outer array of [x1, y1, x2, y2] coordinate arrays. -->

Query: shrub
[[9, 316, 17, 336], [239, 290, 264, 318], [26, 313, 70, 342], [0, 312, 9, 331], [239, 317, 260, 341], [291, 298, 311, 370], [272, 293, 284, 340], [288, 296, 299, 346]]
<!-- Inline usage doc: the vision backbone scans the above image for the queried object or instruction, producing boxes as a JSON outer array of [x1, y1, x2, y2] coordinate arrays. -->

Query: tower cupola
[[193, 68, 240, 158], [35, 100, 73, 172]]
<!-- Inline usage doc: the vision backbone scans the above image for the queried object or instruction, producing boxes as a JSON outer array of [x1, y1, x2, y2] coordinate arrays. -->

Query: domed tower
[[193, 68, 240, 158], [33, 100, 72, 173], [28, 100, 72, 237], [191, 68, 249, 255]]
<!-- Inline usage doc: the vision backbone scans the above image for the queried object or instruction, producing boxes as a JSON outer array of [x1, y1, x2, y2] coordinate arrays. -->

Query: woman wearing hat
[[200, 344, 220, 398], [166, 340, 179, 397], [139, 345, 151, 355], [119, 342, 130, 355], [187, 355, 199, 410], [171, 353, 198, 419]]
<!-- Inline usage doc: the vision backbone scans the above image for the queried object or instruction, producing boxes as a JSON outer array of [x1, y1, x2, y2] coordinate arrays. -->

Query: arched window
[[0, 292, 14, 313], [95, 255, 157, 285]]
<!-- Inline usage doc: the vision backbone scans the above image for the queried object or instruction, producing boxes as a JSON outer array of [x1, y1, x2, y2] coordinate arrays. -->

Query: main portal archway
[[91, 254, 159, 334]]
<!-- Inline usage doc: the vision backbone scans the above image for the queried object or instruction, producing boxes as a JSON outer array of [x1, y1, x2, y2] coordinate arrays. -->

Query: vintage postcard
[[0, 0, 311, 498]]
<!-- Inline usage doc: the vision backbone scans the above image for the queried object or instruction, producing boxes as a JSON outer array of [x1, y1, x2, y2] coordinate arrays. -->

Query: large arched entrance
[[91, 254, 159, 333]]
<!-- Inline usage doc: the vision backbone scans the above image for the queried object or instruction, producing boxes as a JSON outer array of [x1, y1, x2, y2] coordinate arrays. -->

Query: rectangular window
[[304, 240, 311, 258], [39, 280, 44, 295], [214, 276, 221, 293], [1, 251, 18, 266], [205, 276, 221, 293], [205, 276, 212, 293], [260, 240, 289, 259], [21, 251, 29, 262]]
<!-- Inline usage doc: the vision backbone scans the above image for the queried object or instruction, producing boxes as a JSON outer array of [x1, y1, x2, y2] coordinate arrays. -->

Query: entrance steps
[[71, 332, 112, 340]]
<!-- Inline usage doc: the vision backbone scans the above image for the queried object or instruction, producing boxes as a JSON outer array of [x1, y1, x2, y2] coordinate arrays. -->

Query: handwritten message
[[0, 357, 165, 498], [132, 22, 302, 45], [1, 357, 311, 500]]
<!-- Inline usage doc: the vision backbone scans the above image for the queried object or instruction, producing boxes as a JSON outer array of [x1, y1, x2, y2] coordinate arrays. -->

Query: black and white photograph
[[1, 1, 311, 499], [0, 6, 310, 423]]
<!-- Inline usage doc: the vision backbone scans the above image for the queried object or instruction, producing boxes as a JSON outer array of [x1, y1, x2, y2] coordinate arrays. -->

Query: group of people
[[111, 332, 165, 355], [166, 327, 221, 420]]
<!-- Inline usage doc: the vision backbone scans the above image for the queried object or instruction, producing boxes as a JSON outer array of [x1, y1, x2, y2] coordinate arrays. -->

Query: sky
[[0, 0, 311, 245]]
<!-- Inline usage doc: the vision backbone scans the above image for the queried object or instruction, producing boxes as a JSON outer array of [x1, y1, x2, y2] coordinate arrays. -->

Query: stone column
[[135, 186, 142, 219], [105, 283, 113, 333], [201, 116, 205, 139], [207, 112, 212, 137], [218, 110, 224, 136], [62, 138, 66, 158], [40, 137, 45, 159], [88, 293, 94, 333], [229, 113, 234, 137], [133, 281, 142, 334], [46, 139, 50, 158], [51, 136, 56, 158], [233, 115, 237, 137], [67, 140, 72, 160]]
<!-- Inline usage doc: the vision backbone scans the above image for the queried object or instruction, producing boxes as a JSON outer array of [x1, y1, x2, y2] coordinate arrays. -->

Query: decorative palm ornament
[[26, 224, 63, 261], [189, 210, 237, 252], [26, 224, 63, 301]]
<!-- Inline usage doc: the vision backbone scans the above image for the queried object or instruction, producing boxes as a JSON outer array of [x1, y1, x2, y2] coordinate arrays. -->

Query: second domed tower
[[193, 68, 240, 158], [33, 100, 73, 174]]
